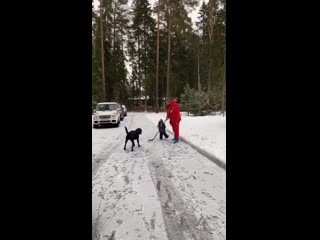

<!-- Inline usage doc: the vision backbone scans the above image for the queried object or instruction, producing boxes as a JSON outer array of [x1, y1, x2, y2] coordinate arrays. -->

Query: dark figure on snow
[[158, 119, 169, 140]]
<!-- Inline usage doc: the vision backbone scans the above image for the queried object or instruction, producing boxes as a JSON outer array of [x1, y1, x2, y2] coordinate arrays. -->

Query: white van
[[93, 102, 121, 128]]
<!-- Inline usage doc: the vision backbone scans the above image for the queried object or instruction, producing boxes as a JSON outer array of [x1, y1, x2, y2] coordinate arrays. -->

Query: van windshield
[[96, 104, 117, 111]]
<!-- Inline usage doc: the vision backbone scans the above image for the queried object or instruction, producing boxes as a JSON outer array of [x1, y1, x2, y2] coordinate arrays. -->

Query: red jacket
[[167, 100, 181, 123]]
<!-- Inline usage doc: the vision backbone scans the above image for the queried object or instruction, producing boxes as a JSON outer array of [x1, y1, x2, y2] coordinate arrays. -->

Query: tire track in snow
[[147, 144, 216, 240], [93, 113, 225, 240], [93, 147, 141, 240], [145, 120, 225, 239], [92, 114, 135, 178], [93, 114, 139, 240], [93, 115, 169, 240], [164, 140, 226, 240]]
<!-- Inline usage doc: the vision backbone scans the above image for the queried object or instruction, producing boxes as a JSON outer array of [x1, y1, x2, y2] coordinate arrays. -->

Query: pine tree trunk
[[99, 0, 106, 101], [221, 50, 226, 115], [166, 2, 171, 102], [113, 2, 117, 101], [138, 36, 142, 108], [198, 45, 201, 92], [155, 0, 160, 113], [144, 25, 148, 112], [161, 73, 163, 102], [113, 2, 116, 50], [153, 86, 156, 110], [208, 0, 216, 93], [161, 75, 164, 110], [208, 47, 212, 92]]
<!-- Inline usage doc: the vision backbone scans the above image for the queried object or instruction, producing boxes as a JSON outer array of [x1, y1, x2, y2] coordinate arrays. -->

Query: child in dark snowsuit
[[158, 119, 169, 140]]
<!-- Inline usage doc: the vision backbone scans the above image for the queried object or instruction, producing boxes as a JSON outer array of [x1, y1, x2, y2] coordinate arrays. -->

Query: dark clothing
[[158, 120, 166, 132], [160, 131, 169, 140], [158, 120, 169, 140]]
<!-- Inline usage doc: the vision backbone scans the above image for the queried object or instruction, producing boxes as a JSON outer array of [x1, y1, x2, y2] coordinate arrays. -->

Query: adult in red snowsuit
[[166, 98, 181, 142]]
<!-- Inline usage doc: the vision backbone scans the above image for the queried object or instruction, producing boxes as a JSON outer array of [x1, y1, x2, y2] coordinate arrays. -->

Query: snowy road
[[92, 113, 226, 240]]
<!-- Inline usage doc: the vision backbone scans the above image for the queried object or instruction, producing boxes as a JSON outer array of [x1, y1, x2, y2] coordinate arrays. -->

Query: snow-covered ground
[[92, 112, 226, 240], [145, 112, 226, 163]]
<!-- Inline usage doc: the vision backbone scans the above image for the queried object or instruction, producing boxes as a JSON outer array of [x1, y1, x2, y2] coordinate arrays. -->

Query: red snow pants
[[172, 121, 180, 140]]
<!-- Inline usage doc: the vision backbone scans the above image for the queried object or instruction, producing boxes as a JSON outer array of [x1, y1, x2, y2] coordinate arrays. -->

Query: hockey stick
[[148, 131, 159, 142], [148, 118, 168, 142]]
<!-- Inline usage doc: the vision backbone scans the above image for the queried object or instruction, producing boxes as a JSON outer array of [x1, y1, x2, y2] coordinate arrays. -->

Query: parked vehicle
[[121, 105, 127, 116], [120, 106, 124, 121], [92, 101, 97, 114], [93, 102, 121, 128]]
